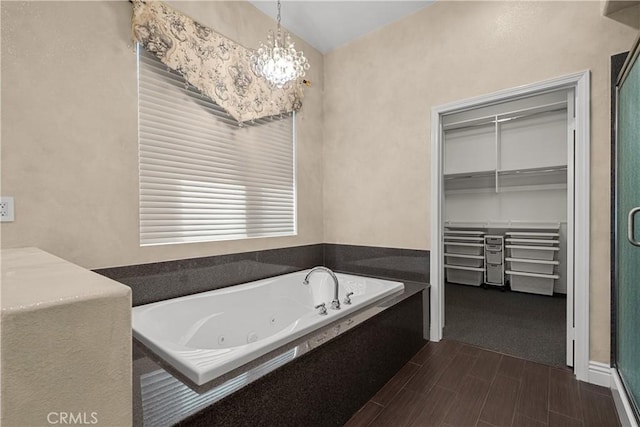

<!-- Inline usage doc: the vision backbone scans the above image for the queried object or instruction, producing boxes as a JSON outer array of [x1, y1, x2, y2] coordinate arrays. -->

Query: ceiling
[[248, 1, 435, 54]]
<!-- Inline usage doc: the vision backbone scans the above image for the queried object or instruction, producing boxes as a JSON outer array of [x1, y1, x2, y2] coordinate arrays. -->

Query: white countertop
[[1, 247, 130, 314]]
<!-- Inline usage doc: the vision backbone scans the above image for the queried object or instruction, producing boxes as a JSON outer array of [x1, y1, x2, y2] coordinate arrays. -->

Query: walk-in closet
[[440, 89, 572, 367]]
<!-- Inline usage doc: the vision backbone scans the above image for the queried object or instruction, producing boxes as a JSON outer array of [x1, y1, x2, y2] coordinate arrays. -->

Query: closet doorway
[[430, 72, 591, 380]]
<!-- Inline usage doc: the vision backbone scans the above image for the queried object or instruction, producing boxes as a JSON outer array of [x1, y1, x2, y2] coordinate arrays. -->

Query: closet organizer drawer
[[486, 250, 503, 264], [507, 271, 558, 296], [444, 254, 484, 267], [506, 238, 558, 246], [445, 265, 484, 286], [507, 245, 559, 261], [443, 235, 484, 242], [486, 264, 503, 283], [444, 242, 484, 256], [506, 258, 558, 275], [485, 237, 503, 245]]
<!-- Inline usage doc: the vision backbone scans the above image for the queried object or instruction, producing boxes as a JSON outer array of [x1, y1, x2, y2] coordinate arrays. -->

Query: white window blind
[[137, 47, 296, 246]]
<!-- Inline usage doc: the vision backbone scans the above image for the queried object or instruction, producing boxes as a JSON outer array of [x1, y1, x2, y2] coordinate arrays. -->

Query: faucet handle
[[343, 292, 354, 305], [314, 303, 327, 315]]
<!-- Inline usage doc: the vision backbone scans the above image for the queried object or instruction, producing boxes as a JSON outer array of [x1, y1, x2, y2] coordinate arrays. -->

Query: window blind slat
[[141, 226, 295, 236], [141, 231, 295, 245], [140, 205, 293, 213], [141, 227, 295, 239], [141, 214, 295, 221], [141, 220, 295, 229], [140, 176, 295, 194], [140, 194, 294, 205], [140, 201, 294, 210], [139, 158, 294, 187], [138, 47, 296, 245], [139, 129, 292, 166], [139, 143, 292, 175], [139, 120, 293, 157]]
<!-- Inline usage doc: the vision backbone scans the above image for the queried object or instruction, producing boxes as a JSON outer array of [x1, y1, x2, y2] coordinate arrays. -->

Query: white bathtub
[[132, 269, 404, 385]]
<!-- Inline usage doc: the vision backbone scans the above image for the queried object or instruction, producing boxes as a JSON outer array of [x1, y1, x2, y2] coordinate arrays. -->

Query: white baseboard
[[611, 368, 639, 427], [588, 361, 612, 387], [587, 362, 639, 426]]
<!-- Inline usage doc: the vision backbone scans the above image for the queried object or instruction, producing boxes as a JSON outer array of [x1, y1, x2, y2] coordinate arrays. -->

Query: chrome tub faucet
[[303, 266, 341, 310]]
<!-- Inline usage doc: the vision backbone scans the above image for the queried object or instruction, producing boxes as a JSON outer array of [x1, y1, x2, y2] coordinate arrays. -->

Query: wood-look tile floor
[[345, 340, 620, 427]]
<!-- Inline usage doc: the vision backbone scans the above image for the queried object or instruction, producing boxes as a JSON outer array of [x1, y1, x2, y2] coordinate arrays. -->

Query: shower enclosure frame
[[611, 34, 640, 426]]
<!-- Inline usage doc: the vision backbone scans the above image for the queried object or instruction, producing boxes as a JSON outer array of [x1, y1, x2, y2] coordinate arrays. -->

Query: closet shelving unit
[[444, 222, 563, 294], [505, 229, 560, 296], [444, 228, 486, 286], [443, 99, 568, 195], [442, 91, 568, 295], [445, 167, 568, 195]]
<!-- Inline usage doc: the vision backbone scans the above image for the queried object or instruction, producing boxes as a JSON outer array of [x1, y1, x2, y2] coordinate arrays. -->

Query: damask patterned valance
[[131, 0, 304, 123]]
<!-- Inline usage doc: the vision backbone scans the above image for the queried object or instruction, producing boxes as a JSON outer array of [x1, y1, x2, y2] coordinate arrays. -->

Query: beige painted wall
[[0, 0, 324, 270], [323, 1, 638, 363]]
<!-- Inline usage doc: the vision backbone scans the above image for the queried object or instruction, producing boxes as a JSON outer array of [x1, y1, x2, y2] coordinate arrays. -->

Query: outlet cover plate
[[0, 197, 15, 222]]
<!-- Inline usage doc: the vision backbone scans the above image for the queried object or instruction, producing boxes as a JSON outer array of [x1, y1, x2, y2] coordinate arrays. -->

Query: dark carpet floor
[[443, 282, 567, 368]]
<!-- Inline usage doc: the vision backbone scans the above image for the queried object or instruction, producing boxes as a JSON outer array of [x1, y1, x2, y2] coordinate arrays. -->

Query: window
[[137, 47, 296, 245]]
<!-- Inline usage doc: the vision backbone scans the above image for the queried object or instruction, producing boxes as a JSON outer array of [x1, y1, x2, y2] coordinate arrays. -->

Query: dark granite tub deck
[[132, 280, 428, 426]]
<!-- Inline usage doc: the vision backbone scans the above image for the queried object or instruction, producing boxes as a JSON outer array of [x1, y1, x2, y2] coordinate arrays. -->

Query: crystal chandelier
[[252, 0, 310, 88]]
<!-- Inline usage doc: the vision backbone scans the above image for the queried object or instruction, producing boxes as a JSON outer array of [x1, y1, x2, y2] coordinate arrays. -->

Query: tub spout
[[303, 266, 340, 310]]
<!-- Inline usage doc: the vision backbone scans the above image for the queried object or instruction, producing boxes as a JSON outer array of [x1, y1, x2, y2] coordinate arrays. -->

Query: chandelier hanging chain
[[277, 0, 282, 30]]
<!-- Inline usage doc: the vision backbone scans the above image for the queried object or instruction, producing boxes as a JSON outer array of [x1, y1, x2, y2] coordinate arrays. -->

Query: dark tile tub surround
[[132, 284, 426, 427], [95, 244, 323, 306], [324, 244, 430, 283], [95, 243, 429, 306]]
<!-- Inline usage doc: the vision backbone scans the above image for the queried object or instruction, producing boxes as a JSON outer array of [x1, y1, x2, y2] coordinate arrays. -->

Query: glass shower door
[[616, 41, 640, 420]]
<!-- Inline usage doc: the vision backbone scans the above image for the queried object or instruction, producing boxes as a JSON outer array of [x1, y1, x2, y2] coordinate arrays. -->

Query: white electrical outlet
[[0, 197, 15, 222]]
